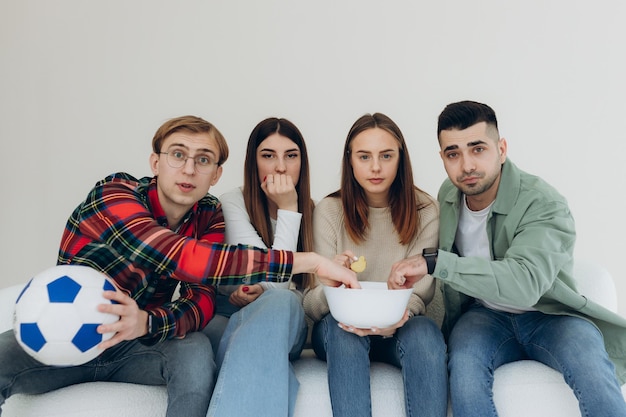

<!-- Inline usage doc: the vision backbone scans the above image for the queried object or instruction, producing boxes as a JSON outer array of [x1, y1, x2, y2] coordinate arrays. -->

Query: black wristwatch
[[422, 247, 438, 275]]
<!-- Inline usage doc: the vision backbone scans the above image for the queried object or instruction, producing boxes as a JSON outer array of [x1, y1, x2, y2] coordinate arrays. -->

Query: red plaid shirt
[[58, 173, 293, 343]]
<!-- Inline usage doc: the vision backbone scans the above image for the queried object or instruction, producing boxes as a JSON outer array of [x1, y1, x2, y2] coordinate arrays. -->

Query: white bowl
[[323, 281, 413, 329]]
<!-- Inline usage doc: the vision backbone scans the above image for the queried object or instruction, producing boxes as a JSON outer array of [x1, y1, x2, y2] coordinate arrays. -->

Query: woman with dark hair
[[204, 117, 314, 417], [303, 113, 448, 417], [239, 116, 314, 291]]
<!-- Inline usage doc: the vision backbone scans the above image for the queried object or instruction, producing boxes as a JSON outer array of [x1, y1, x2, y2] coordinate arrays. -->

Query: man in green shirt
[[389, 101, 626, 416]]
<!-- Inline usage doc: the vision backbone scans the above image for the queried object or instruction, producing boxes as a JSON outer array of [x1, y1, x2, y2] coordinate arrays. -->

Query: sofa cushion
[[1, 259, 624, 417]]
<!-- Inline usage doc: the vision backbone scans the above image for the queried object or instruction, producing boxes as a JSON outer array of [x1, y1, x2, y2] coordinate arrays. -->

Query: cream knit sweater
[[303, 189, 439, 323]]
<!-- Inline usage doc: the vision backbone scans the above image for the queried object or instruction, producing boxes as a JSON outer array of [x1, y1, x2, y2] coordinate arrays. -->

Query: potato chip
[[350, 255, 366, 273]]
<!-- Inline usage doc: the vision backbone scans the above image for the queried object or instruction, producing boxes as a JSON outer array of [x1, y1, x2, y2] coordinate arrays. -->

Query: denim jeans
[[202, 292, 240, 357], [312, 313, 448, 417], [205, 289, 308, 417], [0, 329, 215, 417], [448, 302, 626, 417]]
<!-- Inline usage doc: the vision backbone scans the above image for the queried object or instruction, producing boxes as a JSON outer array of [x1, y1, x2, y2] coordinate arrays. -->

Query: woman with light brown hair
[[303, 112, 448, 417]]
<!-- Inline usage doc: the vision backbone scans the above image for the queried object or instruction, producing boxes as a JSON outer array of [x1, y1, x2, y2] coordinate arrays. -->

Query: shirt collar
[[147, 177, 198, 232]]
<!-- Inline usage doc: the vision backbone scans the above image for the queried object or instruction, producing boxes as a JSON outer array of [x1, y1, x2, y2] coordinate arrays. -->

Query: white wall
[[1, 0, 625, 315]]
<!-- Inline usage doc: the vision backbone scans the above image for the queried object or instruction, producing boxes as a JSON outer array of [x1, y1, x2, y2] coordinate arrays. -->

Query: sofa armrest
[[573, 259, 618, 312]]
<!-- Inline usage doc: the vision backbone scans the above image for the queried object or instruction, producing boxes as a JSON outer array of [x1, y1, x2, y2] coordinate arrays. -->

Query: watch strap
[[423, 248, 437, 275], [147, 312, 155, 335]]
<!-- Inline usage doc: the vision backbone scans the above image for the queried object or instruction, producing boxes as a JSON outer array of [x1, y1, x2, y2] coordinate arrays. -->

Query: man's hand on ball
[[97, 290, 146, 350]]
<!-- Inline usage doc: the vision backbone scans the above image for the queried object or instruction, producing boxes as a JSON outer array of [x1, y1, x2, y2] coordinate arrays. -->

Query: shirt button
[[440, 270, 448, 278]]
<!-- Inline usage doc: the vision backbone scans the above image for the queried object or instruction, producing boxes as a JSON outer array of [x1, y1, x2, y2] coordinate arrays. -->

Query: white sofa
[[1, 259, 625, 417]]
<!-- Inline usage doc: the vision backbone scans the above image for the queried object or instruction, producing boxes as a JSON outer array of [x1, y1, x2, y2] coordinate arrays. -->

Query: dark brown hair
[[242, 117, 314, 289], [437, 100, 499, 142]]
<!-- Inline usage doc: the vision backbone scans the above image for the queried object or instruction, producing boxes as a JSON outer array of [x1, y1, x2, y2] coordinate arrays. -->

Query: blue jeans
[[202, 292, 241, 357], [205, 289, 308, 417], [312, 313, 448, 417], [448, 303, 626, 417], [0, 329, 215, 417]]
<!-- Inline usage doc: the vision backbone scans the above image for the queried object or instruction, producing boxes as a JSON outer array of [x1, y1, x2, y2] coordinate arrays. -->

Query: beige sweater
[[303, 190, 439, 322]]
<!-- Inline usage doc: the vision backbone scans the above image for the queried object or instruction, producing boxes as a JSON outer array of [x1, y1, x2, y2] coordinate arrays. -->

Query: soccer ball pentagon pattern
[[13, 265, 120, 366]]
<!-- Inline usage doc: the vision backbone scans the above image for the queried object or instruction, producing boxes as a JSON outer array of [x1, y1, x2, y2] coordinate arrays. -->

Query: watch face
[[424, 248, 437, 256]]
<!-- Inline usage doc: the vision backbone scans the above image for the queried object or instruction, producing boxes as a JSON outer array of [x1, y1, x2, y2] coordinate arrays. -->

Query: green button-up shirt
[[435, 159, 626, 384]]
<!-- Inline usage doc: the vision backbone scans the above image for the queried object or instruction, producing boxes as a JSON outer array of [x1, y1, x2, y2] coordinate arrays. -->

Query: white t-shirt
[[218, 187, 302, 294], [456, 195, 535, 314]]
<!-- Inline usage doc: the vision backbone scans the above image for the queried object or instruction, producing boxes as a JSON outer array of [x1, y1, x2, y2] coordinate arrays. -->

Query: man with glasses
[[0, 115, 358, 417]]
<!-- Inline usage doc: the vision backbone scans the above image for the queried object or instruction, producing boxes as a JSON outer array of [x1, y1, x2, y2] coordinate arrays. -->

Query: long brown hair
[[242, 117, 314, 289], [331, 112, 426, 245]]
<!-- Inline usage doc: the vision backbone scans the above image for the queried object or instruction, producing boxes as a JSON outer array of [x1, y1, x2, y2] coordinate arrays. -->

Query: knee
[[0, 330, 36, 378], [202, 314, 229, 353], [168, 332, 216, 378], [317, 314, 343, 339], [255, 290, 304, 324], [398, 316, 446, 358], [320, 314, 369, 352], [447, 343, 489, 378], [261, 289, 301, 311], [403, 316, 444, 342], [176, 331, 213, 352]]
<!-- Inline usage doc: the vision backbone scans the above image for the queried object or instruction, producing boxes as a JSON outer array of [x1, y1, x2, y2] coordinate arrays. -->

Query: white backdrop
[[1, 0, 625, 315]]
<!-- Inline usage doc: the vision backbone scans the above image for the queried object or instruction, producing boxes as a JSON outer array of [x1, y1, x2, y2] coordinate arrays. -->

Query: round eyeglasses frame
[[159, 151, 218, 174]]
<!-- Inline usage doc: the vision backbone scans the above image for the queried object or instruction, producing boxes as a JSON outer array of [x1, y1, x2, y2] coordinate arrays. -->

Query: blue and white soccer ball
[[13, 265, 120, 366]]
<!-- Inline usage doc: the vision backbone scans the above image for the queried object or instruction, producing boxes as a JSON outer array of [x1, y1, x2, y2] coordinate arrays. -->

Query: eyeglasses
[[159, 149, 218, 174]]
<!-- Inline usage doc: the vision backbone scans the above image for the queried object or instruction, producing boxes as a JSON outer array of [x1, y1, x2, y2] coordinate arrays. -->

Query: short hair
[[437, 101, 499, 141], [151, 115, 229, 166], [333, 112, 426, 245], [242, 117, 315, 289]]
